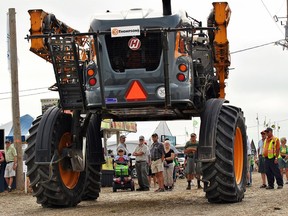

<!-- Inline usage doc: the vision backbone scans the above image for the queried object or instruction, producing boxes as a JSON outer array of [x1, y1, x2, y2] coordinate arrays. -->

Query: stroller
[[112, 154, 135, 192]]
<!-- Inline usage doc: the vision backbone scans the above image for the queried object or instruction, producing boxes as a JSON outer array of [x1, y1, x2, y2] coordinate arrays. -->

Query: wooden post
[[8, 8, 24, 190]]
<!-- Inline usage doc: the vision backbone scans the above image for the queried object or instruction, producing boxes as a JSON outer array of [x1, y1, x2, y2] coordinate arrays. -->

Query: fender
[[198, 98, 226, 162], [35, 106, 63, 163], [86, 114, 105, 164]]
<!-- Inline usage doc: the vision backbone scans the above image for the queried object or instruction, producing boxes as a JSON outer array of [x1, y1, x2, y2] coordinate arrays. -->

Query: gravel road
[[0, 172, 287, 216]]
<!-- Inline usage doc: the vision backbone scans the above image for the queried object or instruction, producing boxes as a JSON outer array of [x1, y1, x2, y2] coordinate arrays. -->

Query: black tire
[[25, 109, 87, 207], [81, 114, 102, 200], [200, 99, 247, 203], [112, 182, 117, 192], [131, 167, 137, 179], [81, 164, 101, 200], [131, 181, 135, 191]]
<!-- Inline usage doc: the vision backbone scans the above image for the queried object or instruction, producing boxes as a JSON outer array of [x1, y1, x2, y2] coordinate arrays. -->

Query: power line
[[230, 41, 279, 54], [260, 0, 285, 36], [275, 0, 286, 15], [0, 86, 49, 95], [0, 91, 52, 101]]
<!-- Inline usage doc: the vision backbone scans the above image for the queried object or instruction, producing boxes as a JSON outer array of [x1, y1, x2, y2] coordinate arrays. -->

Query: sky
[[0, 0, 288, 146]]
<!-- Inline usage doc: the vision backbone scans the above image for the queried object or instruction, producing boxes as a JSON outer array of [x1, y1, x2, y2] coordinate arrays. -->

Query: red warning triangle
[[125, 80, 147, 101]]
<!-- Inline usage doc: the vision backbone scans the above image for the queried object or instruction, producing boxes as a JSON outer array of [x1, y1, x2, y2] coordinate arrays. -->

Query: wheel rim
[[233, 127, 244, 184], [58, 132, 80, 189]]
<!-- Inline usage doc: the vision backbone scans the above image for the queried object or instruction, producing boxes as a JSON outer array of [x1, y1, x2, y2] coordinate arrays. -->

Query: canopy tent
[[5, 114, 34, 142]]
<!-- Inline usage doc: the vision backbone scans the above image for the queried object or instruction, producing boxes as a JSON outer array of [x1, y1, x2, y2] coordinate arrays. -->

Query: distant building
[[0, 114, 34, 148], [41, 98, 59, 114]]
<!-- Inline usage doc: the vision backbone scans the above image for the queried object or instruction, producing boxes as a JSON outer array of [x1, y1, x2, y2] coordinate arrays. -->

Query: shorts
[[278, 158, 288, 169], [258, 156, 265, 173], [151, 158, 164, 174], [4, 162, 16, 178], [185, 157, 195, 175], [148, 166, 155, 176]]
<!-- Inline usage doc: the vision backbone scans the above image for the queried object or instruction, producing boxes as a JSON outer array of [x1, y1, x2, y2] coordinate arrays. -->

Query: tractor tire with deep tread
[[81, 114, 102, 200], [200, 99, 247, 203], [25, 108, 88, 207], [81, 164, 101, 200]]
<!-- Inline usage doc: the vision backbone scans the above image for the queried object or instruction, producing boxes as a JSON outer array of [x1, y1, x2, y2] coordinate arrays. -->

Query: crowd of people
[[114, 126, 288, 193], [3, 126, 287, 194], [112, 132, 202, 192], [253, 127, 288, 189]]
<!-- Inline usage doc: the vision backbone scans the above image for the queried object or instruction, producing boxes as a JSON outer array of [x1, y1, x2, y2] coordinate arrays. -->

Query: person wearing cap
[[184, 133, 201, 189], [150, 133, 165, 192], [4, 139, 17, 192], [113, 148, 130, 168], [117, 135, 129, 155], [132, 135, 150, 191], [263, 127, 283, 189], [257, 130, 267, 188]]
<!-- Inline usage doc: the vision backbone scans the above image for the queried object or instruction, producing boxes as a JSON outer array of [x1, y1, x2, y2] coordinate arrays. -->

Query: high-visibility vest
[[278, 145, 288, 158], [263, 137, 278, 159]]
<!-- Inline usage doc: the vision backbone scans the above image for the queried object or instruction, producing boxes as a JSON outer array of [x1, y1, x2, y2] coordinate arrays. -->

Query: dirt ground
[[0, 172, 287, 216]]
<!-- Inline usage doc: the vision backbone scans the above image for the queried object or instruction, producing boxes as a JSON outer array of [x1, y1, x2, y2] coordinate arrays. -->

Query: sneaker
[[277, 185, 283, 189], [260, 184, 267, 188], [186, 185, 191, 190], [266, 186, 274, 190], [197, 185, 203, 189], [8, 186, 12, 192]]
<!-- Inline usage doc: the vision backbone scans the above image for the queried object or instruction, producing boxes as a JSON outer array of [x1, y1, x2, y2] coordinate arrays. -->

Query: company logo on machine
[[128, 37, 141, 50], [111, 25, 140, 38]]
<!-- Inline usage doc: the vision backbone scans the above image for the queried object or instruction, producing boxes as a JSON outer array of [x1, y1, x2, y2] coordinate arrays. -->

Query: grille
[[105, 33, 162, 72]]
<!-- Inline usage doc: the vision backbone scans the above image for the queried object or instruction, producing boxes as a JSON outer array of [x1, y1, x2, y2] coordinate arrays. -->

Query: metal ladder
[[48, 37, 85, 110]]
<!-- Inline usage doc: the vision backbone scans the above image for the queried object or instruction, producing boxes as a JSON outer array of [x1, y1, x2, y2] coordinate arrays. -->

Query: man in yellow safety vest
[[263, 127, 284, 189]]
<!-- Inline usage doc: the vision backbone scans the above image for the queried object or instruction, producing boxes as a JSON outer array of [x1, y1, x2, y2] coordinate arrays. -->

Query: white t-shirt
[[247, 137, 251, 155], [258, 139, 264, 155]]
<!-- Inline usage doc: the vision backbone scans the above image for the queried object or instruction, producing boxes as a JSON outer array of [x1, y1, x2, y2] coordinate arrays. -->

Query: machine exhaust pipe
[[162, 0, 172, 16]]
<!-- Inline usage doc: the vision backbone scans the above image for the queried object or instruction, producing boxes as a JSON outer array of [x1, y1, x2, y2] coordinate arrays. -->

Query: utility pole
[[256, 113, 259, 142], [274, 0, 288, 48], [286, 0, 288, 41], [8, 8, 24, 190]]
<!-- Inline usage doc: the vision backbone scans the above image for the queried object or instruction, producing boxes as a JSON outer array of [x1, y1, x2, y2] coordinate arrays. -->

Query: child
[[114, 148, 130, 168]]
